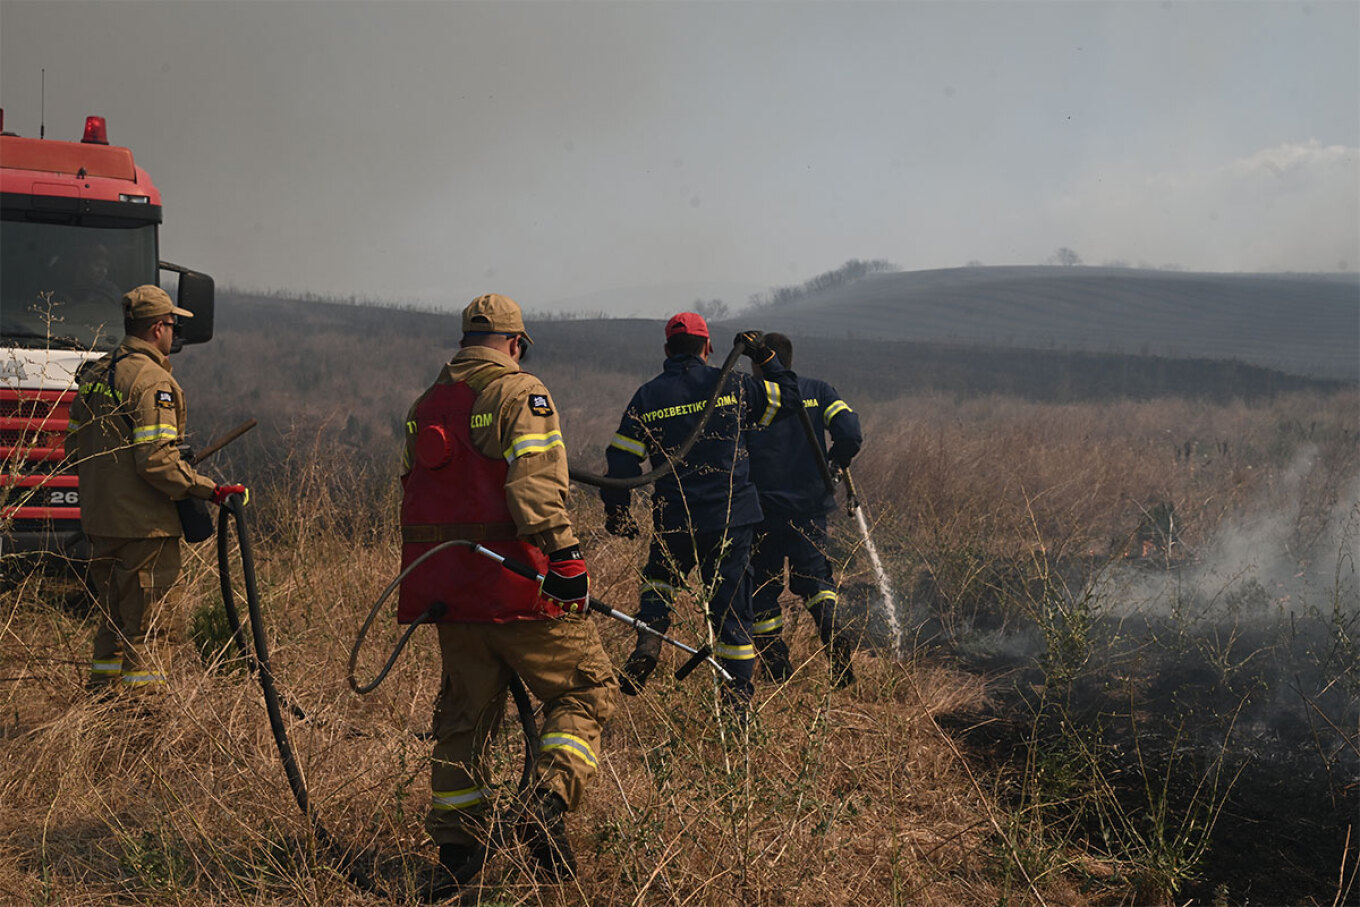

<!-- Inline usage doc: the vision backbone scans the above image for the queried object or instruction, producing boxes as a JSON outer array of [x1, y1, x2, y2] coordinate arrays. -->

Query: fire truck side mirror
[[173, 270, 215, 346]]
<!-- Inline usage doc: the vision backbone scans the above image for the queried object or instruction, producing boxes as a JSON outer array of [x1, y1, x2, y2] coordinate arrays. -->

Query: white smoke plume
[[1103, 447, 1359, 623]]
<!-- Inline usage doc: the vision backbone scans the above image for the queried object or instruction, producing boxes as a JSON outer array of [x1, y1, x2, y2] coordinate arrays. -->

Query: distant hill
[[523, 319, 1343, 404], [177, 288, 1351, 476], [738, 267, 1359, 382]]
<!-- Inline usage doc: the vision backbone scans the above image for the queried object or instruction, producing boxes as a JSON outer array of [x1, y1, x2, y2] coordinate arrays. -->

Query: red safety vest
[[398, 377, 556, 623]]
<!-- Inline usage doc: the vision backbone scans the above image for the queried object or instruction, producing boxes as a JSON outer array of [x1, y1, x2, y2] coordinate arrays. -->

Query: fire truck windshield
[[1, 220, 158, 352]]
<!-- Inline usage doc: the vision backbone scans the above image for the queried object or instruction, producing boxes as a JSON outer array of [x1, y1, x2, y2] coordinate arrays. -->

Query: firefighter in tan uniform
[[399, 293, 616, 899], [67, 286, 245, 691]]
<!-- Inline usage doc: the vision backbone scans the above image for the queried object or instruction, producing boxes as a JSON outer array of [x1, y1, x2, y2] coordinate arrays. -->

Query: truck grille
[[1, 388, 71, 464]]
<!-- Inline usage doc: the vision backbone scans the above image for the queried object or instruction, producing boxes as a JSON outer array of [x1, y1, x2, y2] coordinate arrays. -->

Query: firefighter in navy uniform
[[66, 285, 245, 693], [747, 333, 862, 686], [399, 294, 617, 899], [600, 313, 798, 708]]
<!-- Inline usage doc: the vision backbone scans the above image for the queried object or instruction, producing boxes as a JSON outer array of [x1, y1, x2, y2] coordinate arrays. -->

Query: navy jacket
[[748, 374, 861, 518], [603, 353, 797, 533]]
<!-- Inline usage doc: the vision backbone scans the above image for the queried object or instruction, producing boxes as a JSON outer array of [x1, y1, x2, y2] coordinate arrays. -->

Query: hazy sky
[[3, 1, 1357, 316]]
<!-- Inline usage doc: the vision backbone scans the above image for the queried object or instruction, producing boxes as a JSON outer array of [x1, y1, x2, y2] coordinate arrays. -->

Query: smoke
[[1107, 446, 1359, 624], [857, 442, 1360, 773], [1049, 140, 1360, 272]]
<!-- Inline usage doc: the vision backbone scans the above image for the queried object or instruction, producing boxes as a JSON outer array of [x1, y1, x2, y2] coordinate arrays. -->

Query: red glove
[[541, 547, 590, 613], [211, 484, 248, 506]]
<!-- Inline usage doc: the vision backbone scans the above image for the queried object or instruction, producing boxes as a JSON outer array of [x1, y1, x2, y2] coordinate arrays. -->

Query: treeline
[[744, 258, 898, 310], [521, 319, 1345, 404]]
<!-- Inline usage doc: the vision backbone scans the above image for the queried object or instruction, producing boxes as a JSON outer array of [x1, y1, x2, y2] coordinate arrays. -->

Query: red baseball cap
[[665, 312, 709, 340]]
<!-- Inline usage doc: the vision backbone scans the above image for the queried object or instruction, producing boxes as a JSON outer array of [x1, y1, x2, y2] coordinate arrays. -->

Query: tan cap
[[123, 285, 193, 320], [461, 293, 533, 344]]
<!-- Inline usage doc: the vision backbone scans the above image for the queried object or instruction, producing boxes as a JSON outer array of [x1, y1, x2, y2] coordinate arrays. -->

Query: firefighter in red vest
[[399, 294, 617, 899]]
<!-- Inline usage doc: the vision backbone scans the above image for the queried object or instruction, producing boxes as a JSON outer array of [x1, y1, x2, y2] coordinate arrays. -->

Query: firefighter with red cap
[[600, 312, 798, 710], [67, 285, 246, 693], [399, 293, 617, 898]]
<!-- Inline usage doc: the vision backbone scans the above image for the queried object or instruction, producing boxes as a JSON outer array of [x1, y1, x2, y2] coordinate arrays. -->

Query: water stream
[[850, 499, 901, 657]]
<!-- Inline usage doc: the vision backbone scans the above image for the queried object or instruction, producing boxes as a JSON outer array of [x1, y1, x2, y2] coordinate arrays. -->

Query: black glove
[[827, 442, 856, 470], [541, 546, 590, 613], [604, 504, 640, 539], [735, 330, 773, 365]]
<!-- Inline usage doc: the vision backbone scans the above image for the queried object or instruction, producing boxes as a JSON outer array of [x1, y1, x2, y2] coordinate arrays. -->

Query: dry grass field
[[1, 291, 1356, 906], [0, 479, 1047, 907]]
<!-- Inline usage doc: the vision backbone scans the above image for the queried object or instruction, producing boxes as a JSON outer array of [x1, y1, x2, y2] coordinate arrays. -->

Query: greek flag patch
[[528, 394, 553, 416]]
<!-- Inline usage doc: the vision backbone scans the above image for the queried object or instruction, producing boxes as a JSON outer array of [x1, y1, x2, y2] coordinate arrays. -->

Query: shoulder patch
[[528, 393, 553, 417], [155, 389, 175, 408]]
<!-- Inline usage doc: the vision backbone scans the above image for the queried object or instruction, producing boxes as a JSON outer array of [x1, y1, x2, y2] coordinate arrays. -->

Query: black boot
[[811, 600, 856, 688], [618, 631, 661, 696], [517, 789, 576, 881], [827, 635, 856, 688], [417, 842, 487, 902], [755, 635, 792, 681]]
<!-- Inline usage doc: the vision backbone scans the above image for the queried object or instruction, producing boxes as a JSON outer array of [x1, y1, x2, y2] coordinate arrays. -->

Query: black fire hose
[[567, 341, 746, 490], [345, 540, 540, 791], [567, 335, 834, 508], [214, 495, 380, 895], [344, 540, 730, 822], [793, 385, 839, 499], [217, 508, 308, 722], [347, 539, 733, 693]]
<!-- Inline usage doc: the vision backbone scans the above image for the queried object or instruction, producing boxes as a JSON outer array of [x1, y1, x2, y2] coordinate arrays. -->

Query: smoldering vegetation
[[841, 435, 1358, 904]]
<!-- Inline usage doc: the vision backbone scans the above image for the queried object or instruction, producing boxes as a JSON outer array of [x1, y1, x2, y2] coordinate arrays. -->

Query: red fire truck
[[1, 110, 215, 555]]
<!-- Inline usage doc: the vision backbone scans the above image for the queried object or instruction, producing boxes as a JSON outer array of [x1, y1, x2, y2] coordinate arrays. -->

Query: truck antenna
[[40, 69, 45, 139]]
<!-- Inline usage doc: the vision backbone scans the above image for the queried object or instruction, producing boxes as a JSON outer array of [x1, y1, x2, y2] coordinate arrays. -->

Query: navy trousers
[[637, 525, 756, 700]]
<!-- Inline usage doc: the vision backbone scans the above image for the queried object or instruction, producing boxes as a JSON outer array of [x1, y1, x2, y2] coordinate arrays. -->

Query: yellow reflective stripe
[[753, 615, 784, 635], [759, 381, 781, 428], [401, 416, 417, 471], [132, 424, 179, 444], [541, 732, 598, 770], [609, 433, 647, 458], [431, 786, 488, 811], [120, 671, 166, 686], [67, 418, 84, 431], [90, 660, 123, 676], [715, 642, 756, 661], [807, 590, 838, 607], [641, 580, 677, 601], [503, 431, 564, 463], [823, 400, 852, 424]]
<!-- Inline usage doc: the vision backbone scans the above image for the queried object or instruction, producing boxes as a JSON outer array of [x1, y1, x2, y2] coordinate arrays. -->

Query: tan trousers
[[427, 616, 618, 846], [87, 535, 184, 689]]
